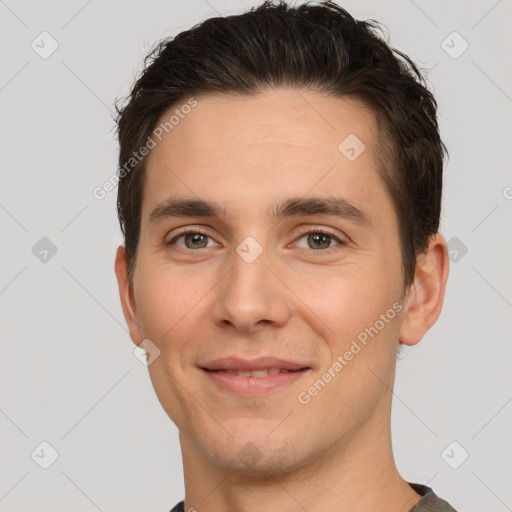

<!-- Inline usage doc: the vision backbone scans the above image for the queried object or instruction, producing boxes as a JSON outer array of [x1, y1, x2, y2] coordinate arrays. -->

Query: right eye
[[168, 229, 218, 250]]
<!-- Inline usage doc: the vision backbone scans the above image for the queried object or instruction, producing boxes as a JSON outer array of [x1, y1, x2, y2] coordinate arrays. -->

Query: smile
[[202, 367, 310, 395], [208, 367, 300, 377]]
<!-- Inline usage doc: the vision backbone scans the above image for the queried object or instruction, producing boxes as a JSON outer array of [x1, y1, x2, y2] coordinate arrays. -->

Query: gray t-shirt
[[409, 482, 458, 511], [169, 481, 457, 511]]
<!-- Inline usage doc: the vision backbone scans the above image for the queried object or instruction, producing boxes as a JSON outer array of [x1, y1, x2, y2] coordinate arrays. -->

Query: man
[[114, 1, 455, 510]]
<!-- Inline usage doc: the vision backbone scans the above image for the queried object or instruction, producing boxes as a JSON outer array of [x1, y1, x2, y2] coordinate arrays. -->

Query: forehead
[[147, 88, 378, 168], [142, 88, 389, 223]]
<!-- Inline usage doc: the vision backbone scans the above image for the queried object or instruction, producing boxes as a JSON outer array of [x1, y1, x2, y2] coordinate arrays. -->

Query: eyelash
[[167, 227, 345, 254], [168, 227, 212, 248], [293, 227, 345, 254]]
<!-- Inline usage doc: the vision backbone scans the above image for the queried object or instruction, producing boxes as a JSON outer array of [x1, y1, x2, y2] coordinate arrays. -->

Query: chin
[[199, 431, 314, 476]]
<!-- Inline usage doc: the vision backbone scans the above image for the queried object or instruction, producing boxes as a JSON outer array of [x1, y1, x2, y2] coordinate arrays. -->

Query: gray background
[[1, 0, 511, 510]]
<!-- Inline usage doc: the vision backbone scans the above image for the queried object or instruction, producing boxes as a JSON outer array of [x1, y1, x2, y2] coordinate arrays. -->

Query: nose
[[210, 249, 291, 334]]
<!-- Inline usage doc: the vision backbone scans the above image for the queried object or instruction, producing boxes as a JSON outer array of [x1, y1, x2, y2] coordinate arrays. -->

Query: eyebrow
[[148, 196, 373, 230]]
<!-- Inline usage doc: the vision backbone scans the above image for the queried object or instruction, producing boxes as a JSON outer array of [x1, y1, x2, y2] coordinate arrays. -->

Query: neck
[[179, 402, 421, 512]]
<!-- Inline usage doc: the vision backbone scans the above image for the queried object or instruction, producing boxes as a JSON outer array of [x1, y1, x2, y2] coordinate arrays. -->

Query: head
[[114, 1, 449, 475]]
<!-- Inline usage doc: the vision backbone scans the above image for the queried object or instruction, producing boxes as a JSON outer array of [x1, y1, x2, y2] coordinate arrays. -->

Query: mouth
[[203, 367, 308, 377], [201, 363, 311, 395], [200, 356, 312, 395]]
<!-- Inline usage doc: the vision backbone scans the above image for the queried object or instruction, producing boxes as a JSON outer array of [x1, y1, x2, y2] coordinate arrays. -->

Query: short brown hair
[[115, 0, 447, 291]]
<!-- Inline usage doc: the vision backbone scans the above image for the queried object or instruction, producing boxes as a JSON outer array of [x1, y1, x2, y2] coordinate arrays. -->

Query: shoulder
[[169, 500, 185, 512], [408, 482, 458, 512]]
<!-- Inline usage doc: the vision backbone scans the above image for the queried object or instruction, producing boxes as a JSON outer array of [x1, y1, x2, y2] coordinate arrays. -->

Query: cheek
[[133, 265, 203, 365], [293, 269, 400, 419], [289, 263, 385, 331], [134, 268, 207, 426], [288, 262, 401, 372], [134, 258, 205, 330]]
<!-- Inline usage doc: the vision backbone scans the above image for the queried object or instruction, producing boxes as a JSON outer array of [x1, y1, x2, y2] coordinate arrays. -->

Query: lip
[[202, 367, 311, 395], [201, 356, 310, 372], [200, 357, 312, 396]]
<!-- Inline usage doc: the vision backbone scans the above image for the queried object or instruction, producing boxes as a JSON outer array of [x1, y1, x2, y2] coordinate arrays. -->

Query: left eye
[[295, 231, 341, 250], [171, 231, 217, 249]]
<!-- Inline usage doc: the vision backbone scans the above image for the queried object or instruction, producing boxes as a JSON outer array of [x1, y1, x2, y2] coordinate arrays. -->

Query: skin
[[115, 88, 449, 512]]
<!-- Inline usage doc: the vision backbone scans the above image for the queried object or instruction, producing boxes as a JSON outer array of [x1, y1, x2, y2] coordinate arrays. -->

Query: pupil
[[309, 233, 330, 249], [186, 233, 207, 248]]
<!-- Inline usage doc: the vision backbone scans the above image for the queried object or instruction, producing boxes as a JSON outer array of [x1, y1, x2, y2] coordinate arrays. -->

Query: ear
[[114, 245, 144, 346], [399, 233, 450, 346]]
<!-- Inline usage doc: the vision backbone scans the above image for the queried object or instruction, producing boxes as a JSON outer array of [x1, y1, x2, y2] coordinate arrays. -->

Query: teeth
[[222, 368, 290, 377]]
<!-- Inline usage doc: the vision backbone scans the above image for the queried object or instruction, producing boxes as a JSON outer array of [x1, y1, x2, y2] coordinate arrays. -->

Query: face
[[118, 88, 411, 473]]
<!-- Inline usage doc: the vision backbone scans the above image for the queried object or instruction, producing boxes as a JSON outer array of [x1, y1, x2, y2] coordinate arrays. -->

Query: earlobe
[[114, 245, 144, 346], [399, 234, 450, 346]]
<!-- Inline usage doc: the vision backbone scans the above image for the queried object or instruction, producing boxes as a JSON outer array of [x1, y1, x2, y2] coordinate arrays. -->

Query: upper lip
[[201, 357, 310, 371]]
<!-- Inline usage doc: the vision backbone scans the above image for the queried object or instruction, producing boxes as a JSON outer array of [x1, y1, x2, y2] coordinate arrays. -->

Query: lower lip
[[202, 368, 310, 395]]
